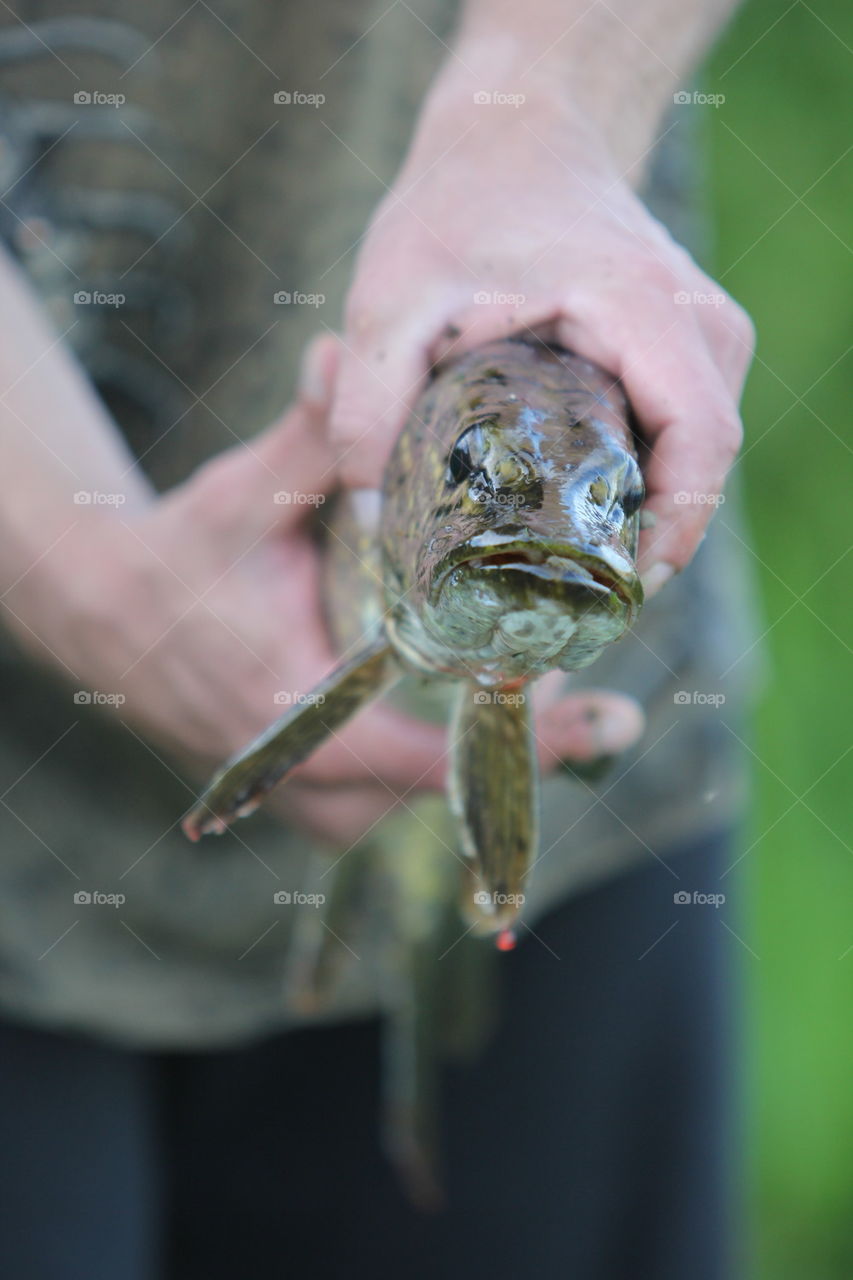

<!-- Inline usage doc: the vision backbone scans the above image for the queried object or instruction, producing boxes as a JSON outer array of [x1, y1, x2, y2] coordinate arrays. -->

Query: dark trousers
[[0, 831, 739, 1279]]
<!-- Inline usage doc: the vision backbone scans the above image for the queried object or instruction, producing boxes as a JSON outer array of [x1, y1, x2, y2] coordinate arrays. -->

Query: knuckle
[[624, 250, 683, 298], [668, 543, 698, 573], [715, 404, 744, 456], [560, 282, 605, 328], [726, 300, 756, 351], [344, 269, 406, 340], [182, 447, 267, 541], [664, 512, 709, 571], [344, 293, 381, 339]]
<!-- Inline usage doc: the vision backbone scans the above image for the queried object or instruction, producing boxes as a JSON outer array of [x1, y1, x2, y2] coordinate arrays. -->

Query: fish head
[[380, 339, 644, 684]]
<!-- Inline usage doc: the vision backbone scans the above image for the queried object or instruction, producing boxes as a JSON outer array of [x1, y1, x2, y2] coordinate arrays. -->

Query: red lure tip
[[496, 929, 517, 952]]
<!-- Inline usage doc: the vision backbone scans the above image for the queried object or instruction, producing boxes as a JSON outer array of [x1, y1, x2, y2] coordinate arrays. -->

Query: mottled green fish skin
[[449, 684, 537, 929], [379, 337, 644, 685], [180, 336, 647, 1206], [184, 337, 644, 916]]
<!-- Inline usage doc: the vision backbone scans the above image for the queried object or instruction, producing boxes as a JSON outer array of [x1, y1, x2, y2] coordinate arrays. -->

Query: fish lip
[[433, 540, 643, 614]]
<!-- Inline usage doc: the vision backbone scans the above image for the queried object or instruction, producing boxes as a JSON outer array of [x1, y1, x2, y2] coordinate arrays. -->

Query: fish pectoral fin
[[448, 683, 538, 931], [183, 638, 398, 840]]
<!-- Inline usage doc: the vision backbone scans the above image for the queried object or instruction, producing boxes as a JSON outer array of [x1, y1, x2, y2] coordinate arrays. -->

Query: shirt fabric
[[0, 1, 758, 1046]]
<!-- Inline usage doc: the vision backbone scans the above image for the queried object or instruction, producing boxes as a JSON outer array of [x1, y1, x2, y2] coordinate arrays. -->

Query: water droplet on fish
[[496, 929, 517, 952]]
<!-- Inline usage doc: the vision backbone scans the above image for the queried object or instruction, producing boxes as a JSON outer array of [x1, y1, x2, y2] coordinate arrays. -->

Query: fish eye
[[446, 425, 484, 487], [621, 487, 643, 518], [447, 439, 473, 485]]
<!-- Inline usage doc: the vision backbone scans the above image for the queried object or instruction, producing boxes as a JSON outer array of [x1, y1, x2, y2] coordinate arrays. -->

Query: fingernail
[[640, 562, 675, 600], [575, 704, 639, 756], [594, 707, 639, 754], [300, 336, 336, 408], [299, 352, 324, 405]]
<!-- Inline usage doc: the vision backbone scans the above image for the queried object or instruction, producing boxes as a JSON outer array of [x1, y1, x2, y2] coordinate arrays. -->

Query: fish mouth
[[434, 541, 643, 614]]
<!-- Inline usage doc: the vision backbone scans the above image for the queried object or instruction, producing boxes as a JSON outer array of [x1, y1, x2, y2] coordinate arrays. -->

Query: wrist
[[419, 2, 733, 180], [412, 40, 662, 185], [0, 512, 135, 669], [409, 52, 618, 179]]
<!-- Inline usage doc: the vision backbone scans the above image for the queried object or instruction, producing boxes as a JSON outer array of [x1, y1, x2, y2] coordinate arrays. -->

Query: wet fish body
[[184, 336, 644, 935]]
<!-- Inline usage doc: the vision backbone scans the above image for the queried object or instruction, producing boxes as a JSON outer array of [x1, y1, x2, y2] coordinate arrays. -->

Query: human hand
[[330, 73, 754, 596]]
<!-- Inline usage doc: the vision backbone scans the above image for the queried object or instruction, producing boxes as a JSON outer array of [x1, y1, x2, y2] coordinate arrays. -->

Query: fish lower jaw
[[387, 598, 628, 684], [492, 608, 577, 658]]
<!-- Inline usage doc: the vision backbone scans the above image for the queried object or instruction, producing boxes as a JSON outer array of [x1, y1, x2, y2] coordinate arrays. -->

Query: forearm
[[0, 245, 151, 595], [423, 0, 739, 174]]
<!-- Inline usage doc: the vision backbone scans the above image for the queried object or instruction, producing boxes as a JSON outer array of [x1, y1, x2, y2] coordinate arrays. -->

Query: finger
[[622, 342, 742, 577], [532, 690, 645, 772], [298, 331, 342, 411], [291, 700, 449, 791], [329, 306, 446, 488], [557, 306, 742, 579], [269, 780, 402, 845], [694, 295, 755, 402], [428, 301, 559, 366]]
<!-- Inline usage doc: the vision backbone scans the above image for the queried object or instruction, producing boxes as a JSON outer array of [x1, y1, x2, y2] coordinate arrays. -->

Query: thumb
[[329, 315, 436, 488], [250, 331, 342, 495]]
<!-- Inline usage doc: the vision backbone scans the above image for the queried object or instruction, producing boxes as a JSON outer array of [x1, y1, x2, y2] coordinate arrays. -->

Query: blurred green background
[[704, 2, 852, 1276]]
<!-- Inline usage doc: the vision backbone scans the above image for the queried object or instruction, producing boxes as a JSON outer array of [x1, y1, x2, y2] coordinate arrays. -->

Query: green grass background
[[704, 3, 852, 1275]]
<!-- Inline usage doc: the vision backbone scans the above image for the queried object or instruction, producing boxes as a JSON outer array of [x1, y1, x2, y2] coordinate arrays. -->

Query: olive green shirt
[[0, 1, 758, 1046]]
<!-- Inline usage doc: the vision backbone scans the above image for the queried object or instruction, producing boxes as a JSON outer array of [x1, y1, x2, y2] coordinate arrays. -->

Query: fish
[[183, 335, 644, 935], [182, 334, 645, 1204]]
